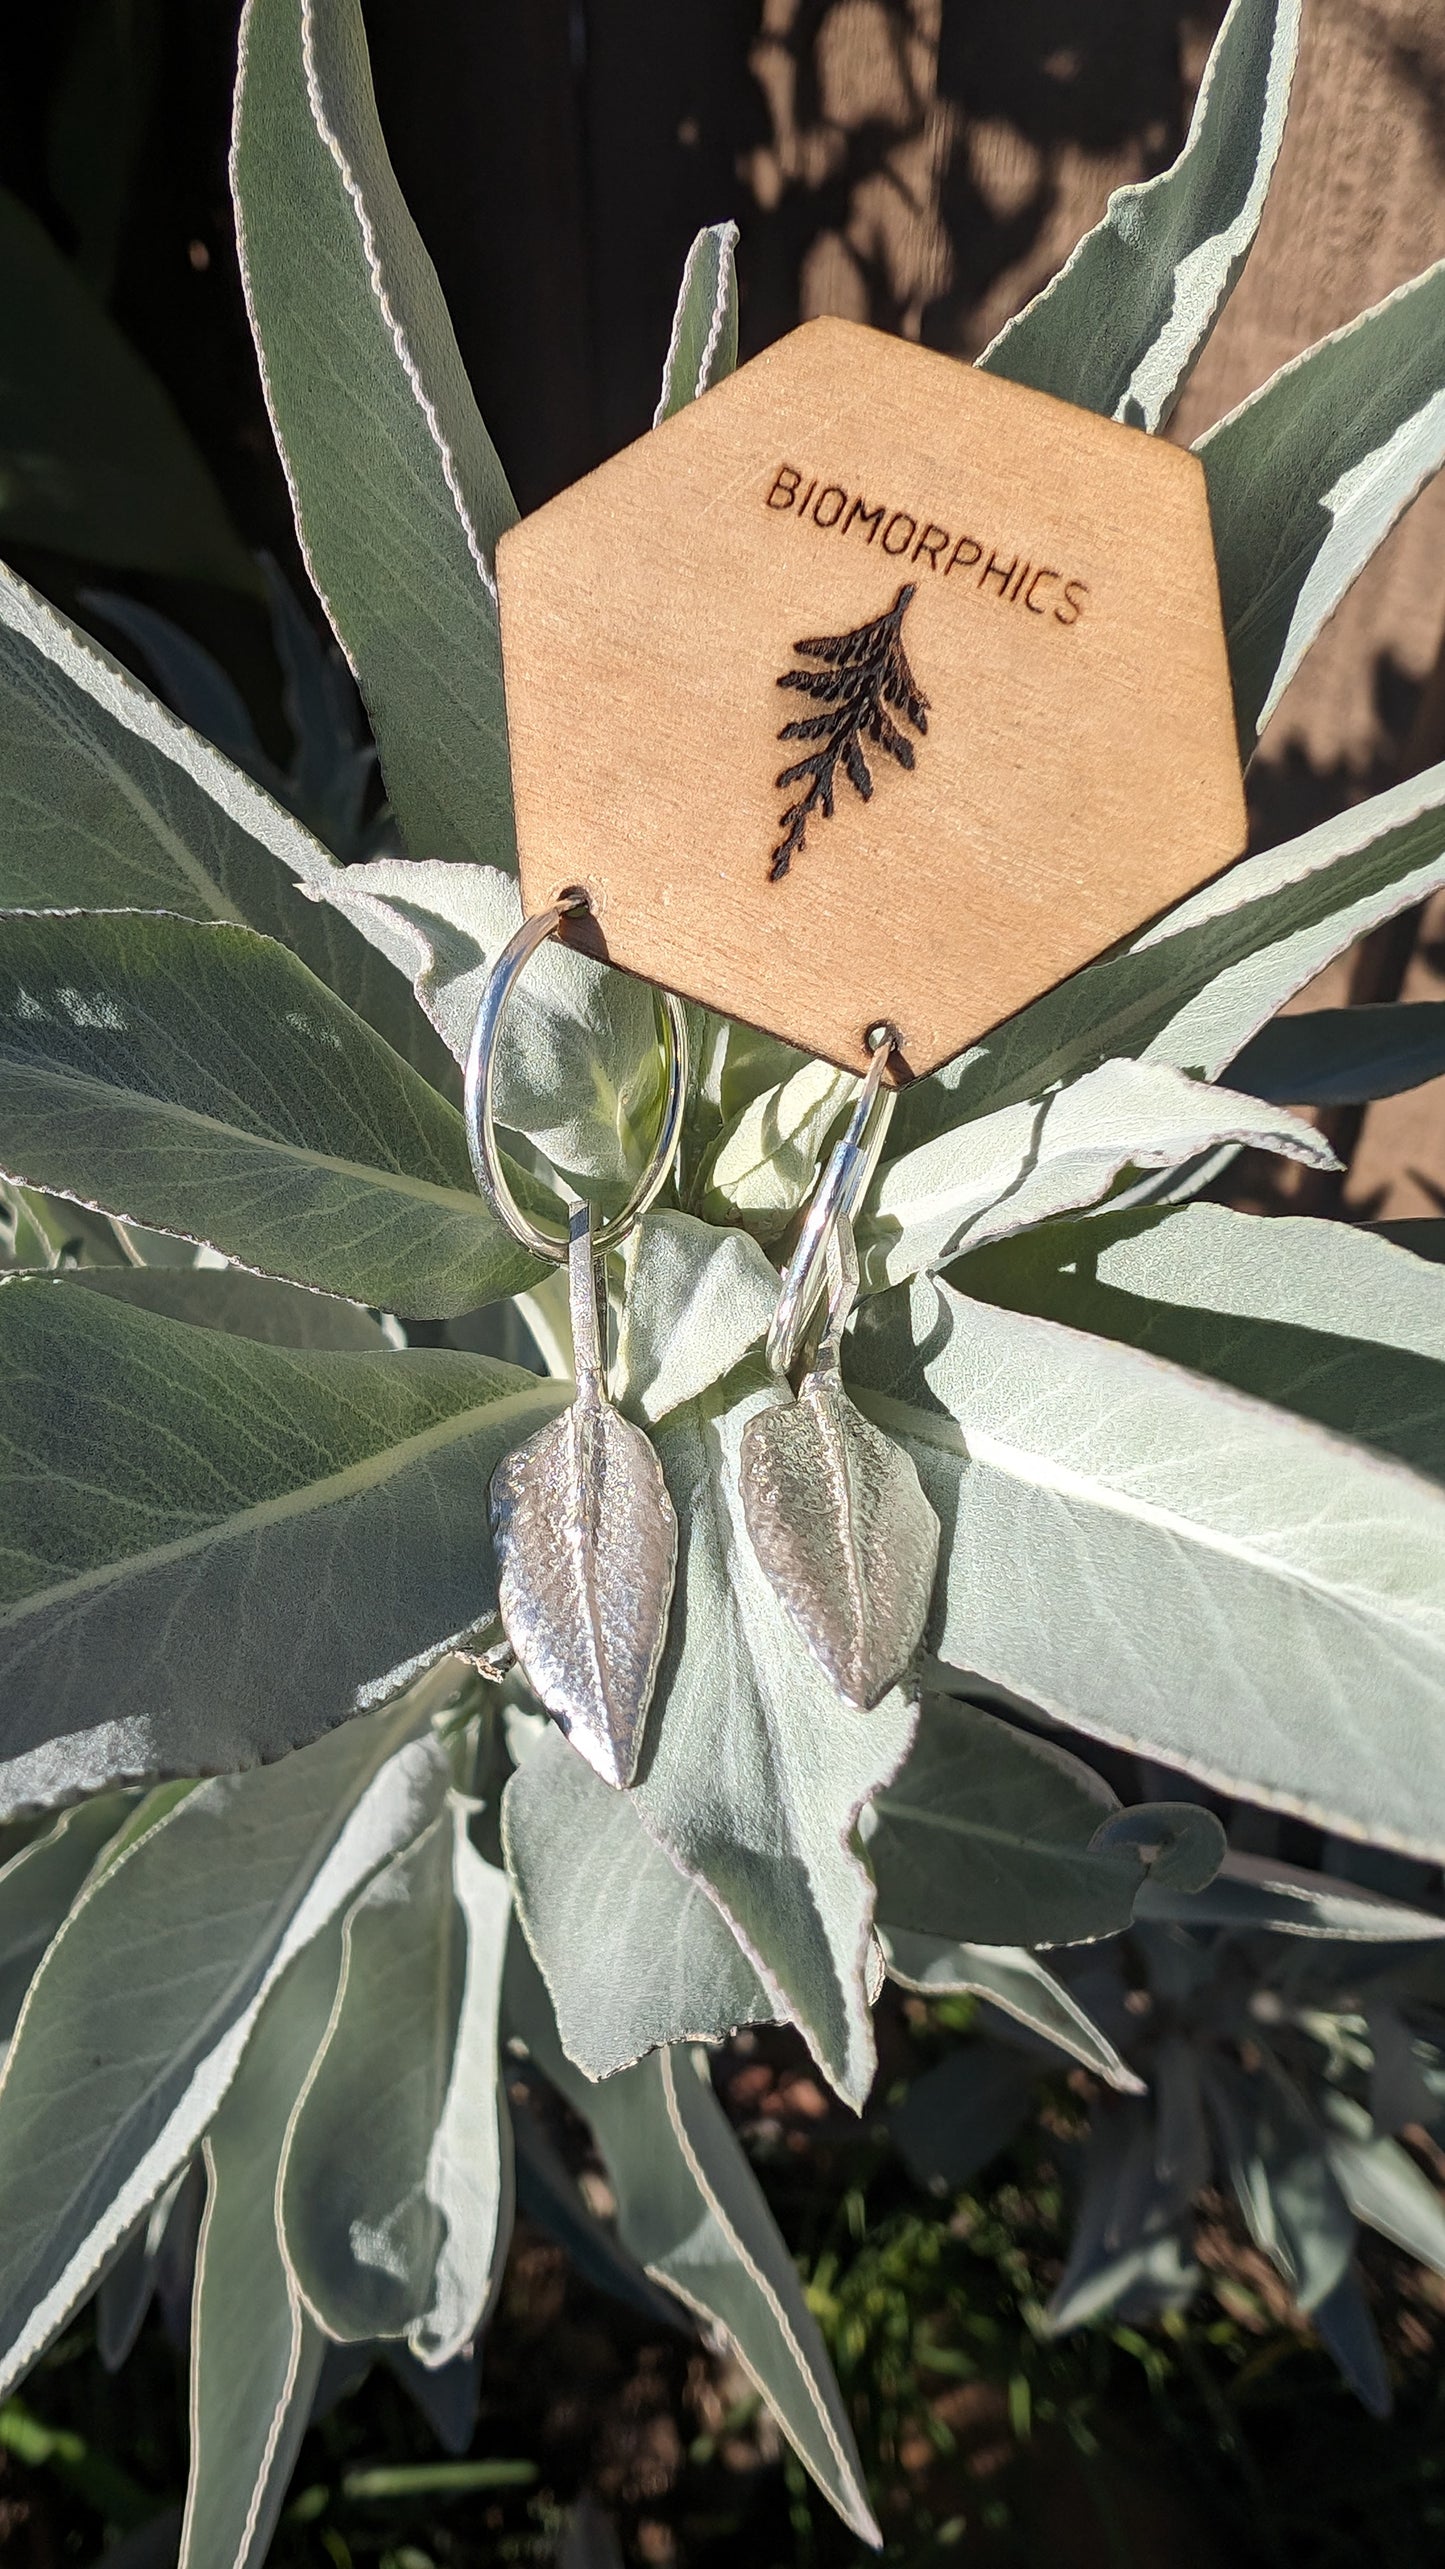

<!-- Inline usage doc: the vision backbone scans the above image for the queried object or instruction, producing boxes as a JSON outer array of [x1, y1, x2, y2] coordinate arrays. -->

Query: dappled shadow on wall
[[738, 0, 1226, 361]]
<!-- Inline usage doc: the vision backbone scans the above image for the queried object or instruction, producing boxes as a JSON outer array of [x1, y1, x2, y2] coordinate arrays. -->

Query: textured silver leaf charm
[[489, 1205, 676, 1789], [740, 1351, 938, 1708], [743, 1206, 937, 1708]]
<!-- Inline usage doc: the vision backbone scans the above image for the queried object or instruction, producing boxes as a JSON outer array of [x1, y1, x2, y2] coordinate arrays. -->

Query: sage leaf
[[0, 561, 443, 1078], [1137, 1847, 1445, 1940], [1245, 2075, 1355, 2312], [982, 0, 1298, 432], [880, 1931, 1143, 2092], [282, 1804, 512, 2359], [0, 187, 255, 588], [96, 2166, 194, 2375], [958, 1201, 1445, 1486], [698, 1058, 854, 1242], [180, 1930, 339, 2569], [0, 562, 324, 921], [849, 1277, 1445, 1862], [655, 223, 740, 423], [232, 0, 517, 868], [304, 855, 662, 1199], [864, 1059, 1333, 1291], [64, 1266, 390, 1350], [502, 1726, 776, 2079], [0, 1281, 564, 1807], [84, 589, 269, 779], [614, 1211, 779, 1425], [1228, 1001, 1445, 1106], [0, 910, 542, 1315], [383, 2345, 483, 2456], [505, 1936, 880, 2549], [0, 1795, 135, 2041], [869, 1697, 1221, 1949], [1044, 2106, 1199, 2333], [1321, 2093, 1445, 2275], [1312, 2270, 1392, 2418], [0, 1699, 446, 2396], [894, 754, 1445, 1151], [509, 2099, 687, 2337], [631, 1374, 918, 2109], [1199, 257, 1445, 742], [1306, 2281, 1388, 2414]]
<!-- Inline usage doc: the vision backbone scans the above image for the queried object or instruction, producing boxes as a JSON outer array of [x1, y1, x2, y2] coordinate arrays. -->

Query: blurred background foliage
[[6, 2, 1445, 2562]]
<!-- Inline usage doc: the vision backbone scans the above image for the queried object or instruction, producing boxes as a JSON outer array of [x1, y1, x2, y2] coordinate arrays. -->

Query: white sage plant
[[891, 1824, 1445, 2414], [3, 0, 1445, 2552]]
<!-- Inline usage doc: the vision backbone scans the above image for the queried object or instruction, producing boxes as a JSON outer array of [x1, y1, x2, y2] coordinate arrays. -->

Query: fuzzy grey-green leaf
[[615, 1211, 780, 1423], [0, 560, 443, 1076], [502, 1725, 777, 2079], [880, 1931, 1143, 2090], [983, 0, 1298, 431], [0, 1701, 446, 2397], [0, 1280, 564, 1806], [850, 1277, 1445, 1862], [1199, 257, 1445, 743], [231, 0, 516, 868], [181, 1929, 338, 2569], [281, 1804, 511, 2357], [0, 188, 256, 588], [956, 1201, 1445, 1487], [0, 910, 541, 1315], [1228, 1001, 1445, 1107], [63, 1266, 389, 1350], [870, 1696, 1186, 1949], [307, 855, 663, 1200], [504, 1937, 879, 2548], [864, 1059, 1332, 1291], [655, 223, 740, 423], [629, 1374, 918, 2109]]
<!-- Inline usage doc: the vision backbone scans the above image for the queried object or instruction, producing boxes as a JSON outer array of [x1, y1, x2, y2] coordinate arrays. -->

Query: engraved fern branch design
[[769, 581, 930, 880]]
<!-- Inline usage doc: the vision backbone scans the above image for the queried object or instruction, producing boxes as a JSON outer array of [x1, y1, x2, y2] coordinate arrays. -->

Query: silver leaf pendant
[[741, 1220, 938, 1708], [489, 1204, 677, 1789]]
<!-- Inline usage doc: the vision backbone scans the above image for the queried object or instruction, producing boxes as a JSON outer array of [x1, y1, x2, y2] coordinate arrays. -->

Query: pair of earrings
[[465, 894, 938, 1790]]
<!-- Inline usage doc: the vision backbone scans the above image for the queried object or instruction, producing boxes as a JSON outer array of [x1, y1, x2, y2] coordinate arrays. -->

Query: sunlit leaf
[[0, 911, 541, 1315], [0, 1700, 445, 2395], [0, 1281, 562, 1806], [983, 0, 1298, 431], [849, 1277, 1445, 1861], [655, 223, 740, 423], [231, 0, 516, 867], [503, 1725, 776, 2079]]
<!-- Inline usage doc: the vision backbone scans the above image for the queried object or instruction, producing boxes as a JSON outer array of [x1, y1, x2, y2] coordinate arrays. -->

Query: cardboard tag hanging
[[496, 318, 1245, 1082]]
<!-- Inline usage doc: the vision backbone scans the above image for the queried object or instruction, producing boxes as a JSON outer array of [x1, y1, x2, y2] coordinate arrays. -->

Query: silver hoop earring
[[466, 894, 689, 1789], [741, 1024, 939, 1709]]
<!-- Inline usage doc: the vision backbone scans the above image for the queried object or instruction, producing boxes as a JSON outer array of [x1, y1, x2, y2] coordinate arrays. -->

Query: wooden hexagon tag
[[496, 318, 1244, 1080]]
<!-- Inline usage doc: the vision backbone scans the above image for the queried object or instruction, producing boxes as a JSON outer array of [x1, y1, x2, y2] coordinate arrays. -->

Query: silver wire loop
[[766, 1025, 900, 1379], [464, 894, 689, 1264]]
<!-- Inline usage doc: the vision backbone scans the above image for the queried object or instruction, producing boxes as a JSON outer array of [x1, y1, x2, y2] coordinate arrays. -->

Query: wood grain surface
[[497, 317, 1243, 1079]]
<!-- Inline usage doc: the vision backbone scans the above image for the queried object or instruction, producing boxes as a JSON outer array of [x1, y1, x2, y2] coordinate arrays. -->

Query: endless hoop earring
[[765, 1022, 899, 1381], [742, 1022, 940, 1710], [465, 892, 689, 1792], [464, 890, 689, 1263]]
